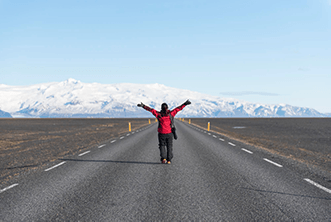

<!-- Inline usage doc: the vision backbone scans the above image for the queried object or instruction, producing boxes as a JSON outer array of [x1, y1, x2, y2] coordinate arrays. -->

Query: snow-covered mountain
[[0, 78, 326, 118], [0, 109, 12, 118]]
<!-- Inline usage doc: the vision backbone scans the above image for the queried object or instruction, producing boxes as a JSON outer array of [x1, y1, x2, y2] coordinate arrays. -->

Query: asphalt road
[[1, 121, 330, 221]]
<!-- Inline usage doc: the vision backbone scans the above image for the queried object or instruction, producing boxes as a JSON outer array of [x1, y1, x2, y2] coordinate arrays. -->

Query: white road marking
[[78, 151, 91, 156], [120, 136, 125, 139], [212, 135, 217, 138], [111, 140, 116, 143], [219, 138, 225, 141], [208, 133, 211, 135], [241, 148, 253, 154], [263, 158, 283, 167], [127, 134, 130, 136], [304, 178, 331, 194], [98, 144, 106, 148], [228, 142, 236, 146], [132, 132, 135, 134], [45, 161, 66, 172], [0, 183, 19, 194], [233, 126, 246, 129]]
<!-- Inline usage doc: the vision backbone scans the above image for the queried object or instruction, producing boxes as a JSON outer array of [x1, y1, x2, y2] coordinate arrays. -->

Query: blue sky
[[1, 0, 330, 113]]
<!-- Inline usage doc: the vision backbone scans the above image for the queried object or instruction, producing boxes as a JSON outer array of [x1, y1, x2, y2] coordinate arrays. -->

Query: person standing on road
[[137, 100, 191, 164]]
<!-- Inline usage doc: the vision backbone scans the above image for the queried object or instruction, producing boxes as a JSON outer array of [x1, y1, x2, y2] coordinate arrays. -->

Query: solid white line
[[111, 140, 116, 143], [45, 161, 66, 171], [228, 142, 236, 146], [98, 144, 106, 148], [263, 158, 283, 167], [0, 183, 19, 194], [304, 178, 331, 194], [78, 151, 90, 156], [120, 136, 124, 139], [219, 138, 225, 141], [241, 148, 253, 154], [213, 135, 217, 138]]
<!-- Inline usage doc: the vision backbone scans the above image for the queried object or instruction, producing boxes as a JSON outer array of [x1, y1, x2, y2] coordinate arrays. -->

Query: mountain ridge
[[0, 79, 326, 118]]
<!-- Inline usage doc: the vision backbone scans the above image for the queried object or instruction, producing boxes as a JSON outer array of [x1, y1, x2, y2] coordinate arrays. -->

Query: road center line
[[304, 178, 331, 194], [120, 136, 125, 139], [219, 138, 225, 141], [263, 158, 283, 167], [228, 142, 236, 146], [0, 183, 19, 194], [127, 134, 130, 136], [111, 140, 116, 143], [213, 135, 217, 138], [78, 151, 90, 156], [98, 144, 106, 148], [45, 161, 66, 171], [241, 148, 253, 154]]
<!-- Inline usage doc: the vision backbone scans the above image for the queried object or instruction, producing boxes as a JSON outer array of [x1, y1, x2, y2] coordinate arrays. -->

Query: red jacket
[[143, 104, 186, 134]]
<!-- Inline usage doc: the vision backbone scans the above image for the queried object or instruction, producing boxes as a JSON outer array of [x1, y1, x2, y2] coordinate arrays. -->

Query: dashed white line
[[219, 138, 225, 141], [263, 158, 283, 167], [78, 151, 90, 157], [241, 148, 253, 154], [0, 183, 19, 194], [127, 134, 130, 136], [98, 144, 106, 148], [212, 135, 217, 138], [120, 136, 125, 139], [45, 161, 66, 172], [228, 142, 236, 147], [208, 133, 211, 135], [304, 178, 331, 194], [111, 140, 116, 143]]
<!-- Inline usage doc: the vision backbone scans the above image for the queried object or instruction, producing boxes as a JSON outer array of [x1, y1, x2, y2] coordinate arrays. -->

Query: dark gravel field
[[0, 118, 150, 185], [186, 118, 331, 173]]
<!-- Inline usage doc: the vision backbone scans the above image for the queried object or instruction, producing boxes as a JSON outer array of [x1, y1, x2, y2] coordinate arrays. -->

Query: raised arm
[[137, 102, 159, 117], [170, 99, 191, 116]]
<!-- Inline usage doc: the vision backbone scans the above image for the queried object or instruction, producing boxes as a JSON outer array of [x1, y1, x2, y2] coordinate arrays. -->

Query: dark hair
[[161, 103, 168, 112]]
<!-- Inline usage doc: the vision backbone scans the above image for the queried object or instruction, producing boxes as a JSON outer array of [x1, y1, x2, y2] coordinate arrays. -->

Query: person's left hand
[[137, 102, 145, 107]]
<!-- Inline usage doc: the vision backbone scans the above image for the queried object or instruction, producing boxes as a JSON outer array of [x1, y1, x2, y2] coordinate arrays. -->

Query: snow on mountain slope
[[0, 78, 325, 118], [0, 109, 12, 118]]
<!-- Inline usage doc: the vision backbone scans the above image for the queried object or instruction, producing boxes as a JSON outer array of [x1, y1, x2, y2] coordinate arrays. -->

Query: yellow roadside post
[[189, 119, 191, 124], [149, 119, 151, 124], [208, 122, 210, 131], [129, 122, 131, 132]]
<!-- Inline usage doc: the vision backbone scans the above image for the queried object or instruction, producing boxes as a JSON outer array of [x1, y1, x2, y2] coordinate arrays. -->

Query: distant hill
[[0, 78, 326, 118], [0, 109, 12, 118]]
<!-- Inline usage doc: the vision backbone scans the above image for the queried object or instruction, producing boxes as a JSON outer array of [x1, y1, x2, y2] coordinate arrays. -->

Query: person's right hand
[[183, 99, 191, 106], [137, 102, 145, 107]]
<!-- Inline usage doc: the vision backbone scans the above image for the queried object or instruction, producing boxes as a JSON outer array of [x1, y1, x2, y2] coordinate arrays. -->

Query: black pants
[[158, 133, 173, 161]]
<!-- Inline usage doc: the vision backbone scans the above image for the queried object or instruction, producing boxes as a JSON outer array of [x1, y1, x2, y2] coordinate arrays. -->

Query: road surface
[[1, 121, 330, 221]]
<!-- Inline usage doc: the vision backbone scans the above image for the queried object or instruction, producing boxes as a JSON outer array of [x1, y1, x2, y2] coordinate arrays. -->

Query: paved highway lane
[[1, 121, 330, 221]]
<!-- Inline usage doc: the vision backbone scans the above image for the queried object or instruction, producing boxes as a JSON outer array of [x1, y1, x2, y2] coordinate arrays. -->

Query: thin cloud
[[220, 91, 280, 96], [298, 68, 310, 72]]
